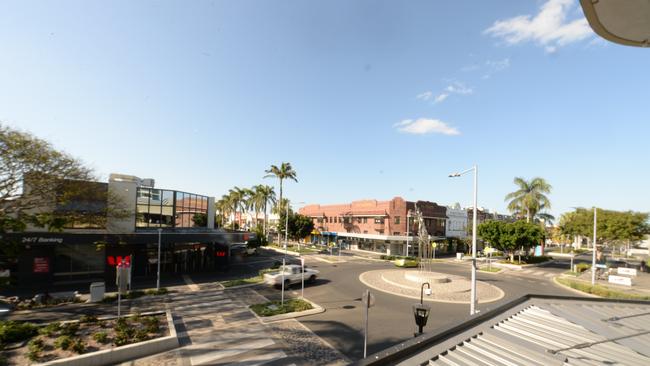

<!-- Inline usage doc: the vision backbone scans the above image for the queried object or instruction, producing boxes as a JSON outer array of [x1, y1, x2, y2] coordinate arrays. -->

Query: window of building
[[363, 230, 368, 234], [375, 218, 384, 224], [393, 232, 400, 235], [317, 218, 323, 223], [357, 217, 362, 223], [363, 217, 367, 223], [135, 187, 208, 229], [394, 216, 400, 224]]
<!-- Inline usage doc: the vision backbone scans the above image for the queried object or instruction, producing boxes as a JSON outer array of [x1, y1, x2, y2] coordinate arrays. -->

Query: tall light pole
[[449, 165, 478, 316], [405, 210, 410, 256], [592, 206, 597, 286], [156, 228, 162, 291]]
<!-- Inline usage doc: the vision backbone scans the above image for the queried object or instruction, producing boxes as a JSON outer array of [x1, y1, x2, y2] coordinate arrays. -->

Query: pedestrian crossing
[[507, 268, 557, 278], [170, 290, 288, 366], [124, 287, 289, 366]]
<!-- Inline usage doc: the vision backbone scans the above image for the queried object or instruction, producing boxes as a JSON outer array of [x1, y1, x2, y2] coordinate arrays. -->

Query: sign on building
[[33, 257, 50, 273]]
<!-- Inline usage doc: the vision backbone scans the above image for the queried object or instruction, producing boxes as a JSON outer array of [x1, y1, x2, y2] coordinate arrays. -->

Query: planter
[[34, 311, 178, 366]]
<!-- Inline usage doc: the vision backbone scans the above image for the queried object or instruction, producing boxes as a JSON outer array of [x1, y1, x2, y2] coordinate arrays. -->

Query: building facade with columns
[[299, 197, 448, 255]]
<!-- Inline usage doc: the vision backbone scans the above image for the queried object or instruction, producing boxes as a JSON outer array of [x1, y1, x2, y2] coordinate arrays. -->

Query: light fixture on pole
[[449, 165, 478, 316], [156, 228, 162, 291], [592, 206, 597, 286]]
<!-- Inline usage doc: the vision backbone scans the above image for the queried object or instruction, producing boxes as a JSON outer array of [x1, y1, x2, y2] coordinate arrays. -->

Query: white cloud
[[394, 118, 460, 136], [445, 82, 473, 95], [416, 91, 433, 101], [484, 0, 593, 52], [486, 58, 510, 71], [434, 93, 449, 103]]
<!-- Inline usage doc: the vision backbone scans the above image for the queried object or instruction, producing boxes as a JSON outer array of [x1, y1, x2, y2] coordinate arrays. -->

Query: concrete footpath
[[121, 282, 348, 366]]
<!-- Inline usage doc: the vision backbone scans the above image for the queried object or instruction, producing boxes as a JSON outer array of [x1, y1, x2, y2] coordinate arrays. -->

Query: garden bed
[[499, 255, 552, 265], [478, 266, 502, 273], [221, 275, 264, 288], [556, 278, 650, 300], [0, 312, 169, 365], [249, 298, 313, 317], [100, 288, 168, 303]]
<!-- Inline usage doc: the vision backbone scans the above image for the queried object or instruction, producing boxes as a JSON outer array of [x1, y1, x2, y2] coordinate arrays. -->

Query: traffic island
[[1, 310, 178, 366], [359, 269, 504, 304], [554, 277, 650, 300], [478, 266, 503, 274], [249, 298, 325, 323]]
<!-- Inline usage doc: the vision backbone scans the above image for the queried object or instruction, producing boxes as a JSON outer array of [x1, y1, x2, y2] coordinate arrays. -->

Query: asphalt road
[[255, 255, 583, 361]]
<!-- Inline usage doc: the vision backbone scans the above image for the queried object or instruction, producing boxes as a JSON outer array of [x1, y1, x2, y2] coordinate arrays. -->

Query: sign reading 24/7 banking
[[22, 237, 63, 244]]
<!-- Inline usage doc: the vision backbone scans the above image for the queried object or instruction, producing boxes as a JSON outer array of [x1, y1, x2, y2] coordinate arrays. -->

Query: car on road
[[263, 264, 319, 288]]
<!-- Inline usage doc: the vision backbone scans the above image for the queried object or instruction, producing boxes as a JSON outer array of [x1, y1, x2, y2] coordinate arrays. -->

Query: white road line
[[190, 338, 275, 365], [238, 350, 287, 366], [182, 275, 200, 291], [532, 271, 545, 276], [544, 273, 555, 277]]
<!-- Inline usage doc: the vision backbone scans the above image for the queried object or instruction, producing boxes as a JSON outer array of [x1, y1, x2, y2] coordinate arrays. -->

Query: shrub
[[0, 320, 37, 344], [124, 290, 145, 299], [38, 321, 61, 337], [27, 337, 44, 353], [576, 263, 591, 273], [142, 316, 160, 333], [60, 322, 79, 336], [71, 338, 86, 354], [134, 329, 149, 342], [93, 331, 109, 344], [79, 314, 98, 323], [145, 287, 168, 296], [54, 335, 73, 350], [97, 320, 108, 328], [114, 332, 130, 347], [101, 294, 117, 303]]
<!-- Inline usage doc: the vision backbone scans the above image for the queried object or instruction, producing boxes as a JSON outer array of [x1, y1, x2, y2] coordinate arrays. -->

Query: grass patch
[[479, 266, 502, 273], [250, 298, 313, 317], [556, 278, 650, 300], [221, 275, 264, 288], [563, 271, 581, 277], [500, 256, 552, 265]]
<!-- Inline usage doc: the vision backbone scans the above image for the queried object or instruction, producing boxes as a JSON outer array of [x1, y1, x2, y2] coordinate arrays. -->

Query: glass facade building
[[135, 187, 209, 229]]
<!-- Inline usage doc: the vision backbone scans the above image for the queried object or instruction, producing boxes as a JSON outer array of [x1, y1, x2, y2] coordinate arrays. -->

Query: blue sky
[[1, 0, 649, 219]]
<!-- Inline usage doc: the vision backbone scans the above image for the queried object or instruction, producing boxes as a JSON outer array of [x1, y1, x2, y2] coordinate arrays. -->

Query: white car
[[263, 264, 319, 288]]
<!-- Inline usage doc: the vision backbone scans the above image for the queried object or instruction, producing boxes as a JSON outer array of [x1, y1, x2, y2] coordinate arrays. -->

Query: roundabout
[[359, 269, 504, 304]]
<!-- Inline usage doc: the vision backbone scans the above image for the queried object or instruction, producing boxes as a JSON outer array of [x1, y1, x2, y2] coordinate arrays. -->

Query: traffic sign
[[362, 290, 375, 308]]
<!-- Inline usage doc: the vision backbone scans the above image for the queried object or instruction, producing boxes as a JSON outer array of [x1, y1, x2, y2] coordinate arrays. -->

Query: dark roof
[[356, 295, 650, 366]]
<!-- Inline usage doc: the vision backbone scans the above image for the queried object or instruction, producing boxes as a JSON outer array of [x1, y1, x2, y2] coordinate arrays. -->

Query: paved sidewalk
[[122, 282, 348, 366]]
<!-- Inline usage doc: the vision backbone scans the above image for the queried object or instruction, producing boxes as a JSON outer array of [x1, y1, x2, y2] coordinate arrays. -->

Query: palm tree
[[504, 177, 553, 223], [228, 187, 249, 230], [251, 185, 276, 235], [215, 195, 232, 228], [264, 162, 298, 220]]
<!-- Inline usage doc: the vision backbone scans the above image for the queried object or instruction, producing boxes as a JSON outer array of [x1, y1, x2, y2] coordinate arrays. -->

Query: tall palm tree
[[215, 195, 232, 228], [264, 162, 298, 219], [251, 185, 276, 235], [228, 187, 249, 230], [504, 177, 553, 223]]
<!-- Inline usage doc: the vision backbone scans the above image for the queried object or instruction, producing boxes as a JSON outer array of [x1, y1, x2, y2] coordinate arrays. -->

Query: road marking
[[532, 271, 545, 276], [189, 338, 275, 365], [544, 273, 555, 277], [182, 275, 200, 291], [312, 256, 345, 264]]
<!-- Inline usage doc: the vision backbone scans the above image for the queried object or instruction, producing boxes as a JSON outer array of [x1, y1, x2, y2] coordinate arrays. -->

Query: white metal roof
[[426, 304, 650, 366]]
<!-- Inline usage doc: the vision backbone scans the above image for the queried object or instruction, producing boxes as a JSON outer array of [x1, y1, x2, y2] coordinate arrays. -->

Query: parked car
[[394, 258, 418, 268], [263, 264, 319, 288]]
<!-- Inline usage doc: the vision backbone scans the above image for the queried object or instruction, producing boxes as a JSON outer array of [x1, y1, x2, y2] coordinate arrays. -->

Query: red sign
[[215, 251, 226, 257], [33, 257, 50, 273], [107, 255, 131, 267]]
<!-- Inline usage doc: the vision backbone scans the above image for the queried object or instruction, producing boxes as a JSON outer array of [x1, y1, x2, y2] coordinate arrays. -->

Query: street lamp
[[592, 207, 597, 286], [449, 165, 478, 316], [156, 228, 162, 291], [413, 282, 431, 336]]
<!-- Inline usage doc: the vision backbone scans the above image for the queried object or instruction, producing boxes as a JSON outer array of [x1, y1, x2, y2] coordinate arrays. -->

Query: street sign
[[362, 290, 375, 308], [609, 275, 632, 286], [617, 267, 637, 276]]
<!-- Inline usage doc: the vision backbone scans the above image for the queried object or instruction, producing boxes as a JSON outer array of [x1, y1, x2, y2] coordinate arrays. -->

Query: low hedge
[[250, 298, 313, 317], [380, 255, 416, 261], [557, 278, 650, 300], [0, 320, 37, 345]]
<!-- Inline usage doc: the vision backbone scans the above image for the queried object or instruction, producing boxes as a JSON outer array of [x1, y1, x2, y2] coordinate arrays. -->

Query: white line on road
[[190, 338, 275, 365]]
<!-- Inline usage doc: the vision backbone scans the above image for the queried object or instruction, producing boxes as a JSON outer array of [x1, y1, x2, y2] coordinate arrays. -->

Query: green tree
[[264, 162, 297, 223], [560, 208, 649, 250], [277, 210, 314, 241], [1, 124, 92, 228], [250, 185, 276, 236], [478, 220, 544, 261], [504, 177, 553, 223]]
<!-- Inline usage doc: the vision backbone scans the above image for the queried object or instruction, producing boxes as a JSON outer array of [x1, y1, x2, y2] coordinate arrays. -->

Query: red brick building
[[299, 197, 447, 255]]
